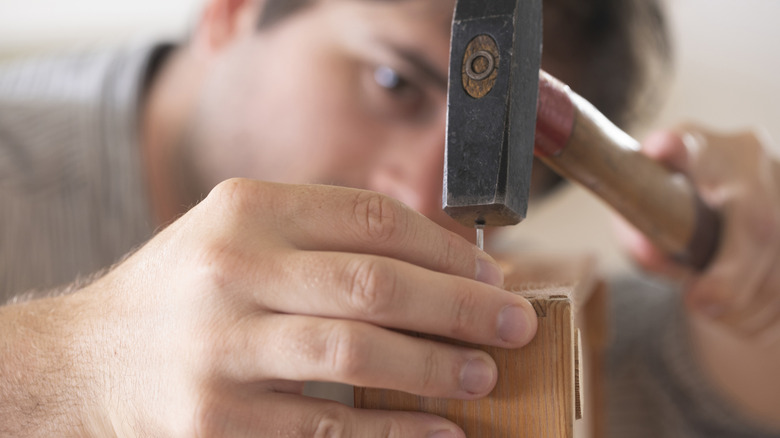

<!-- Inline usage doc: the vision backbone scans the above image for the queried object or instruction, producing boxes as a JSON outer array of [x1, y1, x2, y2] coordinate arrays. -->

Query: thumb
[[640, 129, 693, 174]]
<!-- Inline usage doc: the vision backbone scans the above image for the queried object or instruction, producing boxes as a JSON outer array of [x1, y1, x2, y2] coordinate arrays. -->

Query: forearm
[[0, 296, 97, 436]]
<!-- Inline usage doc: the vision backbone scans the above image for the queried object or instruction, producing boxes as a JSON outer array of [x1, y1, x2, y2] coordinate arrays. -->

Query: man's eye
[[374, 66, 407, 91], [363, 65, 426, 120]]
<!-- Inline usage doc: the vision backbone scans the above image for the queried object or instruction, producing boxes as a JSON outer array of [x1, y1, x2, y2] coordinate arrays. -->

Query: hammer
[[443, 0, 720, 269]]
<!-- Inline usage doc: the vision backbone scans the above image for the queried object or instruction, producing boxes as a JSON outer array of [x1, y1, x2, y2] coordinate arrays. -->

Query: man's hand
[[614, 124, 780, 425], [0, 180, 538, 437]]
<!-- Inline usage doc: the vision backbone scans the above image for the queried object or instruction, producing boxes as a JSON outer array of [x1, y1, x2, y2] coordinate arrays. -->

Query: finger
[[673, 127, 769, 198], [641, 130, 692, 174], [686, 188, 780, 318], [681, 133, 780, 318], [719, 258, 780, 337], [227, 315, 498, 399], [197, 392, 465, 438], [253, 251, 537, 348], [611, 212, 691, 280], [204, 180, 504, 286]]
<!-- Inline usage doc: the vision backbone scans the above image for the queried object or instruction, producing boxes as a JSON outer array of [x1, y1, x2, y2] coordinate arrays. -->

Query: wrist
[[0, 293, 106, 436]]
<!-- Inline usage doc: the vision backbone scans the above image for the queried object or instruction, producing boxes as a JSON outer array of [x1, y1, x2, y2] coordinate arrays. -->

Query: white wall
[[0, 0, 203, 57], [657, 0, 780, 146]]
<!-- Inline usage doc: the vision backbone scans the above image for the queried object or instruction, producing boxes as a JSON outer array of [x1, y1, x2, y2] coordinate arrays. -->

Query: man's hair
[[257, 0, 671, 130], [542, 0, 671, 129], [257, 0, 314, 28]]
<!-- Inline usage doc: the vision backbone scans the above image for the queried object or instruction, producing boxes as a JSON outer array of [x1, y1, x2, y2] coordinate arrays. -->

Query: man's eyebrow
[[384, 41, 449, 92]]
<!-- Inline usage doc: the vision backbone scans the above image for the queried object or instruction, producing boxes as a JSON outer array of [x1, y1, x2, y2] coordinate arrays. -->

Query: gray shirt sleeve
[[0, 45, 157, 301], [607, 273, 780, 437]]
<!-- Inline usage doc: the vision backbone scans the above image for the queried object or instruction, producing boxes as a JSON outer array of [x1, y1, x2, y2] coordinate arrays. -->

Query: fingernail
[[460, 358, 495, 395], [428, 429, 459, 438], [476, 257, 503, 287], [497, 305, 529, 345]]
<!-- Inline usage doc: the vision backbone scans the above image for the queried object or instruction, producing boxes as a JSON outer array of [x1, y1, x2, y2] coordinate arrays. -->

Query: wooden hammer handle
[[534, 71, 720, 269]]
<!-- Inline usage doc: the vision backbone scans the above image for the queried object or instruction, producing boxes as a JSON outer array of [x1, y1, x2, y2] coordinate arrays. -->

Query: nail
[[475, 257, 503, 287], [460, 357, 495, 395], [497, 305, 529, 345], [428, 429, 459, 438]]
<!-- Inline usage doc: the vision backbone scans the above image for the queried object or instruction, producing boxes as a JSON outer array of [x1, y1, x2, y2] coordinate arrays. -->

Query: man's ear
[[193, 0, 264, 53]]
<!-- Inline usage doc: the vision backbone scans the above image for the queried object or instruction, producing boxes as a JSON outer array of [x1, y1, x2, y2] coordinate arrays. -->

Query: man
[[1, 0, 778, 436]]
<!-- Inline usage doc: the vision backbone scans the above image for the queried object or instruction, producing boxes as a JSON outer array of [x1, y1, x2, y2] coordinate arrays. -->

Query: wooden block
[[354, 255, 607, 438]]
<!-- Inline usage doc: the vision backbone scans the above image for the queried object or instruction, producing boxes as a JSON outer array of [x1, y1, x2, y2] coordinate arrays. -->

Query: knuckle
[[194, 395, 229, 438], [739, 134, 764, 161], [344, 258, 396, 317], [449, 289, 479, 338], [379, 418, 404, 438], [420, 345, 440, 393], [737, 130, 763, 148], [693, 278, 734, 307], [747, 201, 780, 245], [208, 178, 248, 207], [436, 231, 465, 273], [207, 178, 264, 218], [311, 404, 350, 438], [325, 324, 368, 379], [352, 191, 405, 244], [192, 238, 243, 293]]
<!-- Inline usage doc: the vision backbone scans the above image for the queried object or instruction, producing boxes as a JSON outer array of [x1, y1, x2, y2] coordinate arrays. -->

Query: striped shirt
[[0, 44, 155, 300], [0, 44, 776, 437]]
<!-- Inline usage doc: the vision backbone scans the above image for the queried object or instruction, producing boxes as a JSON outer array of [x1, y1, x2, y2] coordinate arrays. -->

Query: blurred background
[[1, 0, 778, 275]]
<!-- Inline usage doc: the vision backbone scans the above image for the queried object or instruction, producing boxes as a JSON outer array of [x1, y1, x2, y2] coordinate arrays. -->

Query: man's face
[[189, 0, 466, 235]]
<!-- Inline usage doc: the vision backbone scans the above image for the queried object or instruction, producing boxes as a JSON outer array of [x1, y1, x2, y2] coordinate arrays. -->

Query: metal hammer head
[[443, 0, 543, 228]]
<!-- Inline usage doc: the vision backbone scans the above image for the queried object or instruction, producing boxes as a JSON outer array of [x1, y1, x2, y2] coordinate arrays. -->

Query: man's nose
[[368, 125, 444, 214]]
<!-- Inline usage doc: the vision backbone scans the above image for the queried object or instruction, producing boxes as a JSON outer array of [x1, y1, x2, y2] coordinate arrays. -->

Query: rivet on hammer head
[[461, 35, 500, 99], [466, 50, 495, 81]]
